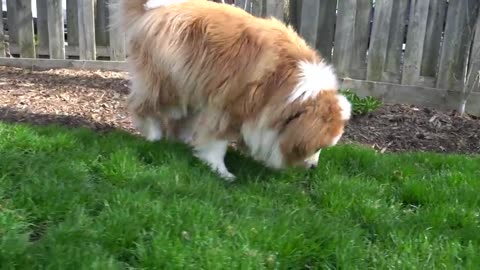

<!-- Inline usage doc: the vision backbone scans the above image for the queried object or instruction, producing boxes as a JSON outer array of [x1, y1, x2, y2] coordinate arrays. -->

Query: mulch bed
[[1, 65, 479, 155]]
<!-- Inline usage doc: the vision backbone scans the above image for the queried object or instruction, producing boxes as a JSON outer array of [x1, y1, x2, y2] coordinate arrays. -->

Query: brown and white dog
[[114, 0, 351, 181]]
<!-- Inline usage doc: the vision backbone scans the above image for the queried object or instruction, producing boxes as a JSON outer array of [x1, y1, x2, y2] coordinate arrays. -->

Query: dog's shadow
[[136, 138, 283, 184]]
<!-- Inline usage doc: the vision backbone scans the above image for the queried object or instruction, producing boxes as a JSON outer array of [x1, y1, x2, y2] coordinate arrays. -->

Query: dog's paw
[[220, 172, 236, 182]]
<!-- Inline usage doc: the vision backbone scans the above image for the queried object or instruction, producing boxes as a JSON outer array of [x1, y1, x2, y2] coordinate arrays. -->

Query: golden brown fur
[[117, 0, 351, 180]]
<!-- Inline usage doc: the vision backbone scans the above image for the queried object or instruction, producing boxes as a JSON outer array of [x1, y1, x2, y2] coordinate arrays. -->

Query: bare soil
[[1, 66, 479, 155]]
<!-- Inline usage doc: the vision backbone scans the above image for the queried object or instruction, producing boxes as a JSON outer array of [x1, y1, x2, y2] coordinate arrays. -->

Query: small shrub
[[340, 89, 382, 116]]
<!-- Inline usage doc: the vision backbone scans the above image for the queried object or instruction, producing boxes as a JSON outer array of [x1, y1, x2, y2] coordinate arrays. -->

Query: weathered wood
[[294, 0, 303, 30], [67, 0, 79, 46], [340, 78, 480, 116], [298, 0, 336, 61], [367, 0, 394, 82], [333, 0, 372, 79], [383, 0, 409, 79], [0, 0, 5, 57], [36, 0, 50, 53], [17, 0, 36, 58], [265, 0, 283, 20], [108, 0, 126, 61], [299, 0, 320, 48], [96, 0, 110, 46], [420, 0, 447, 77], [47, 0, 66, 59], [0, 58, 127, 72], [315, 0, 337, 62], [10, 45, 111, 59], [401, 0, 430, 86], [437, 0, 479, 90], [250, 0, 265, 17], [467, 12, 480, 93], [78, 0, 97, 60], [6, 0, 18, 44], [367, 0, 409, 83], [234, 0, 248, 10]]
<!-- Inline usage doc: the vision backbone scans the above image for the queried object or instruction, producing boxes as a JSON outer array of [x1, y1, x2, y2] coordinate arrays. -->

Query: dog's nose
[[309, 163, 317, 169]]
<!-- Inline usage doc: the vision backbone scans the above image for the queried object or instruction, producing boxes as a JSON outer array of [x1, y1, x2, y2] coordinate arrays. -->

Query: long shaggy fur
[[117, 0, 351, 180]]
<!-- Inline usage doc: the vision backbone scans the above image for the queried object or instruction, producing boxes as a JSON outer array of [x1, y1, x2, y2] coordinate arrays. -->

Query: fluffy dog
[[114, 0, 351, 181]]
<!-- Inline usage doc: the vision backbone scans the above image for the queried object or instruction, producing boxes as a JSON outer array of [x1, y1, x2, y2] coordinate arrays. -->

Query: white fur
[[304, 150, 321, 168], [288, 61, 339, 103], [145, 0, 187, 9], [330, 133, 342, 146], [241, 123, 284, 169], [145, 117, 163, 141], [336, 94, 352, 120], [194, 140, 235, 181]]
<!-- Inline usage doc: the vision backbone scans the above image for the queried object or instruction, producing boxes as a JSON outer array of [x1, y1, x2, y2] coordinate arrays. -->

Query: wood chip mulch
[[1, 66, 479, 155]]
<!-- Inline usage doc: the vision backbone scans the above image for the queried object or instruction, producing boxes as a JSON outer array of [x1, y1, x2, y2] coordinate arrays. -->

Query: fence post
[[78, 0, 96, 60], [17, 0, 36, 58], [48, 0, 66, 59]]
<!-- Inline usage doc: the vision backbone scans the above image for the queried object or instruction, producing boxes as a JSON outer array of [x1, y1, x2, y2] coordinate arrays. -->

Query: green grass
[[0, 122, 479, 270]]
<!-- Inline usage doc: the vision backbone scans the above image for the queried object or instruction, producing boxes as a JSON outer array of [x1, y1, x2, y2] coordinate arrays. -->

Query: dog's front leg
[[193, 140, 235, 181]]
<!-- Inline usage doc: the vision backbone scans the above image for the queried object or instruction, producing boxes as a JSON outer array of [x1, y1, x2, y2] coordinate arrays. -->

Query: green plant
[[340, 89, 382, 116]]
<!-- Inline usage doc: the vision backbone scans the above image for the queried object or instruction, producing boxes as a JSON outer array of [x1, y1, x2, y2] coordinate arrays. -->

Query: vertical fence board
[[36, 0, 50, 54], [67, 0, 79, 47], [437, 0, 479, 90], [47, 0, 66, 59], [96, 0, 110, 46], [316, 0, 336, 62], [401, 0, 430, 86], [17, 0, 36, 58], [6, 0, 18, 45], [420, 0, 447, 77], [235, 0, 247, 9], [383, 0, 409, 78], [250, 0, 265, 17], [0, 0, 5, 57], [108, 0, 126, 60], [469, 14, 480, 93], [78, 0, 96, 60], [333, 0, 372, 79], [299, 0, 320, 48], [367, 0, 409, 83], [265, 0, 283, 20], [367, 0, 394, 82]]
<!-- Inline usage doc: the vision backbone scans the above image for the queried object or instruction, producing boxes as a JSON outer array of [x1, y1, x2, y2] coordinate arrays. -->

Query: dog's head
[[241, 61, 351, 170], [276, 91, 351, 169]]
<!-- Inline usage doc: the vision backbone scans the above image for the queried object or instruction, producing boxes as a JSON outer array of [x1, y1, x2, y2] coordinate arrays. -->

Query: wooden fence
[[1, 0, 480, 115]]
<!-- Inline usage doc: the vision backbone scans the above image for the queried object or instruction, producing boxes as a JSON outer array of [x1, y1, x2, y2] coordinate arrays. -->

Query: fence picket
[[108, 0, 126, 61], [78, 0, 96, 60], [67, 0, 79, 47], [333, 0, 372, 79], [401, 0, 430, 86], [437, 0, 479, 90], [17, 0, 35, 58], [47, 0, 66, 59], [0, 0, 5, 57]]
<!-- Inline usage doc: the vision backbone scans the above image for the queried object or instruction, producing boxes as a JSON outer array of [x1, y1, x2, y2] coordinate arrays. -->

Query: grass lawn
[[0, 122, 479, 269]]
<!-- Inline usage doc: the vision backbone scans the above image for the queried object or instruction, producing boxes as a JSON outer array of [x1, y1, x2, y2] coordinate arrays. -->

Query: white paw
[[220, 171, 236, 182]]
